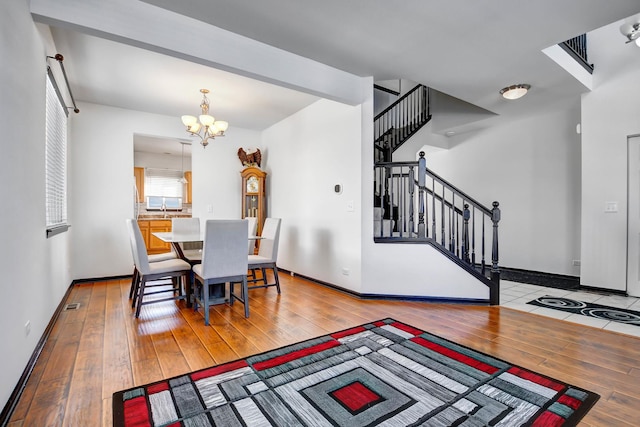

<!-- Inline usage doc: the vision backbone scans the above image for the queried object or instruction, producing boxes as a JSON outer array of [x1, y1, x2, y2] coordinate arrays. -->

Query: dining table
[[152, 230, 262, 305]]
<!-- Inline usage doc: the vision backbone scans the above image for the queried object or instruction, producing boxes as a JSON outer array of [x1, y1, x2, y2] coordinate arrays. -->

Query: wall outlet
[[342, 268, 350, 276], [572, 260, 581, 267], [25, 320, 31, 336]]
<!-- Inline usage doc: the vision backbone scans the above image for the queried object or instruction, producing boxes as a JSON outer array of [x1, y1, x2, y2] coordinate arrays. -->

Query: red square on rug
[[330, 381, 383, 414]]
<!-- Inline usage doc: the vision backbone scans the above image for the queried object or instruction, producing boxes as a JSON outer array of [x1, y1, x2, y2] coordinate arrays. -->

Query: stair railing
[[374, 85, 431, 163], [374, 152, 501, 303]]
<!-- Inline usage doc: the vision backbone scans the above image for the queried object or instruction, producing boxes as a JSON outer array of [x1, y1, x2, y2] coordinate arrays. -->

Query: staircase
[[373, 85, 501, 305], [374, 84, 431, 163]]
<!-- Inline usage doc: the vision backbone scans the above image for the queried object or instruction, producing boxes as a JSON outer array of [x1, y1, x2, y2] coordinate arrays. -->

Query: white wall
[[191, 127, 261, 221], [581, 21, 640, 294], [0, 0, 71, 410], [68, 102, 189, 279], [134, 151, 191, 171], [415, 106, 582, 277], [262, 99, 364, 291]]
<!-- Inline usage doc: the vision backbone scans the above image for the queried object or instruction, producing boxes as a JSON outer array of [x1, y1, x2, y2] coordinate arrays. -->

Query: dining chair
[[126, 219, 192, 318], [248, 217, 281, 293], [246, 216, 258, 255], [171, 217, 202, 264], [126, 222, 177, 301], [192, 219, 249, 325]]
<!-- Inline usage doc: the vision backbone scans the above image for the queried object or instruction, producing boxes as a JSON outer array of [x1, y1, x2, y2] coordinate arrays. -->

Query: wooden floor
[[6, 273, 640, 426]]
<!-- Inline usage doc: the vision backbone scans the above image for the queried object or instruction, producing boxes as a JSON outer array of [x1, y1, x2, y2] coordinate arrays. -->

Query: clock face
[[247, 176, 259, 193]]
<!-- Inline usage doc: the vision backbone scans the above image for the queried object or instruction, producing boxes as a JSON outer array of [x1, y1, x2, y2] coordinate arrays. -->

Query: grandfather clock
[[241, 166, 267, 235]]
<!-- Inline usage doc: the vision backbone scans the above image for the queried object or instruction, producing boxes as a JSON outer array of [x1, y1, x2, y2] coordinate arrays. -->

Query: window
[[144, 168, 185, 210], [45, 70, 69, 237]]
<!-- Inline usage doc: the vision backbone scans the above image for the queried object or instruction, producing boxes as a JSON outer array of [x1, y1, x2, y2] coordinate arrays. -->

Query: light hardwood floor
[[6, 274, 640, 426]]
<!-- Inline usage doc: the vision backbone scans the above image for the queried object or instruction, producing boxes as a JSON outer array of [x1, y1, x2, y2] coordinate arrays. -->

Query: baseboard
[[0, 282, 75, 427], [498, 266, 580, 290], [280, 269, 490, 305], [72, 274, 131, 285]]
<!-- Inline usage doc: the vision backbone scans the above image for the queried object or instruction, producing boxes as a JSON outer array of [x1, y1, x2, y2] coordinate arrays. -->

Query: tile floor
[[500, 280, 640, 338]]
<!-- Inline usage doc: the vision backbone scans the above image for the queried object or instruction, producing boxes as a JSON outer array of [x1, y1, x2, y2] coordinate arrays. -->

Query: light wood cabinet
[[137, 219, 172, 254], [184, 171, 192, 204], [134, 167, 145, 202]]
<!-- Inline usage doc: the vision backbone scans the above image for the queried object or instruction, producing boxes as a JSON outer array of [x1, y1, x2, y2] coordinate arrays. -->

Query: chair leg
[[131, 271, 142, 308], [129, 268, 138, 299], [273, 266, 281, 294], [135, 277, 147, 318], [229, 282, 235, 306], [203, 279, 210, 326], [242, 277, 249, 318]]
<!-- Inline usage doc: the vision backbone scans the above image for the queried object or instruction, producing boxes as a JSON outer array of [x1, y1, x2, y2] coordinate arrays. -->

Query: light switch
[[207, 204, 213, 213], [605, 201, 618, 213]]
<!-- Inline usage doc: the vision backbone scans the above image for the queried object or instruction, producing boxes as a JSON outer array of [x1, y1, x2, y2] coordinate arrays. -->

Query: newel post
[[490, 201, 501, 305], [462, 204, 470, 263], [417, 151, 426, 237]]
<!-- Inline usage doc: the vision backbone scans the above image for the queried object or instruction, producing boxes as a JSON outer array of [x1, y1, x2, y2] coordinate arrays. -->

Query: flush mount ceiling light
[[619, 22, 640, 47], [499, 84, 531, 100], [181, 89, 229, 148]]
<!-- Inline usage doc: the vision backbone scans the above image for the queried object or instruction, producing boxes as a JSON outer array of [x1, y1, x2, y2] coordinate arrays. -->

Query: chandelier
[[181, 89, 229, 147]]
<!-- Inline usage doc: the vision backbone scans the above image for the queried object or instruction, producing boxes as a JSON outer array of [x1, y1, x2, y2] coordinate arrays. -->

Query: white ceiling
[[41, 1, 640, 154]]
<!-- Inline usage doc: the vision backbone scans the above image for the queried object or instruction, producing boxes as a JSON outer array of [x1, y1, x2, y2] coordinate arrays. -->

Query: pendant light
[[179, 141, 189, 184]]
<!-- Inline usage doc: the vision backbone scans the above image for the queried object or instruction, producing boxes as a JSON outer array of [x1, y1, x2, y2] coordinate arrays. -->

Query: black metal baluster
[[417, 153, 426, 237], [471, 206, 476, 266], [481, 215, 486, 275], [463, 204, 470, 263], [431, 176, 436, 239], [441, 182, 445, 245]]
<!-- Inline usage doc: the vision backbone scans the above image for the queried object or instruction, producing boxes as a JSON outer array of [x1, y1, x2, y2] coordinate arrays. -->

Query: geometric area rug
[[527, 295, 640, 327], [112, 318, 599, 426]]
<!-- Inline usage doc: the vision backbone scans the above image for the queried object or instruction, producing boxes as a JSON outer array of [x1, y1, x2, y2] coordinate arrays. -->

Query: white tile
[[562, 313, 610, 329], [501, 288, 533, 298], [529, 306, 572, 320], [560, 291, 603, 303], [592, 295, 637, 309], [627, 299, 640, 311], [602, 322, 640, 338], [501, 301, 538, 312]]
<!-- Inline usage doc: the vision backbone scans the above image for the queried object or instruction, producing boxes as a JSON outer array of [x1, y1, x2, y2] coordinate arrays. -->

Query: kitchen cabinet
[[138, 219, 172, 254], [184, 171, 192, 204], [134, 167, 145, 202]]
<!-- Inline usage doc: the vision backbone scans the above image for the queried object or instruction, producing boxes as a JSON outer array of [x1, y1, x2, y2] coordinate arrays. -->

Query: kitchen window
[[145, 168, 185, 210]]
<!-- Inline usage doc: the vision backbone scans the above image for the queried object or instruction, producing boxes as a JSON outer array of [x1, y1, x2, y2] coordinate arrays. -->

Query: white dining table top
[[152, 231, 262, 243]]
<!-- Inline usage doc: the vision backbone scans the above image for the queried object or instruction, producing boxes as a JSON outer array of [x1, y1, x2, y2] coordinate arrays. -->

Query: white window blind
[[145, 168, 184, 198], [45, 72, 68, 233]]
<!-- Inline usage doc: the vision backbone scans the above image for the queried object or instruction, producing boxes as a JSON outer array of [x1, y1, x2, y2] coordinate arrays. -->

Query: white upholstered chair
[[126, 219, 192, 318], [248, 217, 281, 293], [126, 221, 176, 301], [246, 217, 258, 255], [192, 220, 249, 325], [171, 217, 203, 264]]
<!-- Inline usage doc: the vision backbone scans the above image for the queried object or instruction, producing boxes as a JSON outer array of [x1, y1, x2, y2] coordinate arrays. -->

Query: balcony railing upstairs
[[374, 152, 500, 304], [374, 85, 431, 163], [560, 34, 593, 74]]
